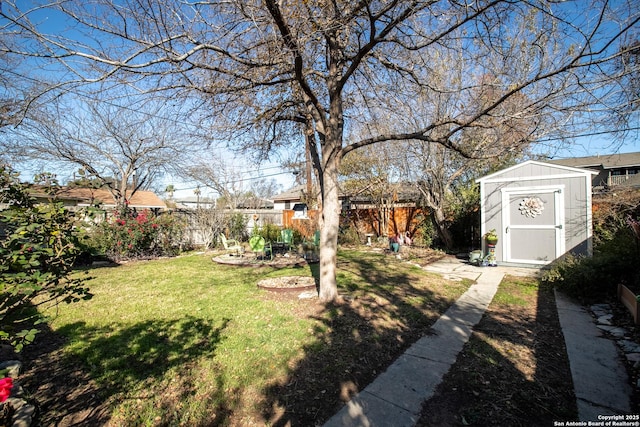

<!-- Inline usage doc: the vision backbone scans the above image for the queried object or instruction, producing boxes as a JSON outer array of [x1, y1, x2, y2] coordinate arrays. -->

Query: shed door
[[502, 187, 565, 265]]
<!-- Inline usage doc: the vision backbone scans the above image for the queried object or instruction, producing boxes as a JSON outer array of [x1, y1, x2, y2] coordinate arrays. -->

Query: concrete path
[[323, 255, 634, 426], [555, 290, 632, 421], [323, 259, 507, 427]]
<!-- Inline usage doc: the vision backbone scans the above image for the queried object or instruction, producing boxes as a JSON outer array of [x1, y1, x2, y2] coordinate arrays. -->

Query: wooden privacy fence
[[618, 283, 640, 325]]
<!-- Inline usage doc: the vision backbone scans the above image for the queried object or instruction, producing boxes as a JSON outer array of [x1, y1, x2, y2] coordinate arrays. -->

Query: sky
[[162, 163, 299, 201], [4, 1, 640, 199]]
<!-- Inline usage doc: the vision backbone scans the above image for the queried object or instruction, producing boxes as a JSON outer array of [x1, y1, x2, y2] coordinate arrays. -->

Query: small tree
[[0, 166, 92, 351], [191, 207, 227, 250]]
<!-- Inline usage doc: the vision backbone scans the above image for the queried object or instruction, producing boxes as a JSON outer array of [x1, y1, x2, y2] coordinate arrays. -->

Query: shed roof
[[476, 160, 597, 183]]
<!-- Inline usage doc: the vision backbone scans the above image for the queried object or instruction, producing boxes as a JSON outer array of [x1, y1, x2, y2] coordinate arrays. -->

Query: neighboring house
[[548, 152, 640, 190], [26, 186, 167, 213], [272, 185, 317, 211], [174, 196, 216, 210], [272, 184, 423, 240]]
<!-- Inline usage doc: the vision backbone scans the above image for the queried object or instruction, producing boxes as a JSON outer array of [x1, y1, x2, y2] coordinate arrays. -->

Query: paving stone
[[596, 314, 614, 325], [557, 291, 632, 418], [596, 325, 627, 338], [619, 340, 640, 354]]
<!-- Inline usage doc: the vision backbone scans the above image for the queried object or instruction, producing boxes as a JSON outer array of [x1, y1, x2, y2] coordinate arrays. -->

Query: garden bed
[[256, 276, 317, 293], [211, 253, 310, 268]]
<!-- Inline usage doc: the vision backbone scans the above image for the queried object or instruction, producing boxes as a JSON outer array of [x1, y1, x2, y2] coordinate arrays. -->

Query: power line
[[171, 169, 297, 193], [535, 126, 640, 143]]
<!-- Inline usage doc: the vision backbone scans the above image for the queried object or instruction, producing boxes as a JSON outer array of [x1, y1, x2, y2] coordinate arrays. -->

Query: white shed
[[476, 160, 597, 266]]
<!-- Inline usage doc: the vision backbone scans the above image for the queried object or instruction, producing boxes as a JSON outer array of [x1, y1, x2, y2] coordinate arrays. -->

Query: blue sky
[[4, 1, 639, 197]]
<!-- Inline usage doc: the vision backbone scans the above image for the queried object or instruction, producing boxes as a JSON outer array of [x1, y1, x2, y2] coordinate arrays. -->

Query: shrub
[[0, 167, 92, 351], [338, 224, 361, 245], [543, 191, 640, 303], [90, 208, 186, 261], [252, 223, 281, 243], [154, 212, 188, 255], [412, 218, 435, 248], [227, 212, 248, 241]]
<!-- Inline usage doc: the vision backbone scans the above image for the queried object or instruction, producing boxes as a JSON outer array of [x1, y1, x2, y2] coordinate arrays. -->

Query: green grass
[[491, 276, 538, 306], [42, 250, 469, 425]]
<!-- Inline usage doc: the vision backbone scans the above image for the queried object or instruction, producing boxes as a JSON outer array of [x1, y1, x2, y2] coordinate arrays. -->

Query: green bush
[[0, 167, 92, 351], [412, 218, 434, 248], [227, 213, 248, 241], [252, 223, 281, 242], [543, 220, 639, 303], [338, 224, 361, 245], [154, 213, 188, 255]]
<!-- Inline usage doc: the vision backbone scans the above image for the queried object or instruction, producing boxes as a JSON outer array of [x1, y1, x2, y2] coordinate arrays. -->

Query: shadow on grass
[[21, 315, 230, 426], [56, 316, 229, 389], [260, 251, 462, 426], [417, 277, 577, 426]]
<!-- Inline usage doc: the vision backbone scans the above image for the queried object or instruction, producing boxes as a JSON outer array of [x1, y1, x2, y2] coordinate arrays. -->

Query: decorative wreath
[[519, 196, 544, 218]]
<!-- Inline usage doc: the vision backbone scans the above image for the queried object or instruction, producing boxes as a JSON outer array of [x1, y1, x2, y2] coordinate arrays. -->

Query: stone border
[[256, 276, 317, 293]]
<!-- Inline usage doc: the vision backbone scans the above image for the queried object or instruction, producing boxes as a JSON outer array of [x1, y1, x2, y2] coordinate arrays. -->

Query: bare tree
[[1, 1, 639, 301], [183, 158, 280, 209], [340, 144, 405, 238], [1, 93, 200, 207]]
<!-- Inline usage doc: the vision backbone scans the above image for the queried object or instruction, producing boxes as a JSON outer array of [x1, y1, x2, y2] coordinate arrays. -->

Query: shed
[[476, 160, 597, 266]]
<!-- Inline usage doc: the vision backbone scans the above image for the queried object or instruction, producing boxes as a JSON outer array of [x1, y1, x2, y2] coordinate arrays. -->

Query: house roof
[[30, 186, 166, 209], [547, 152, 640, 169], [273, 183, 420, 203], [272, 185, 318, 202]]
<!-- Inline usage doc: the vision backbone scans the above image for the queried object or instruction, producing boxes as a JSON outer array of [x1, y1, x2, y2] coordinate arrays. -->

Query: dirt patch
[[417, 277, 577, 426], [12, 329, 112, 427]]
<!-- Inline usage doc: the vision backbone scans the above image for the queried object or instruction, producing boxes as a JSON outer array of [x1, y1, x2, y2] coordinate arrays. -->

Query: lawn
[[23, 249, 469, 426]]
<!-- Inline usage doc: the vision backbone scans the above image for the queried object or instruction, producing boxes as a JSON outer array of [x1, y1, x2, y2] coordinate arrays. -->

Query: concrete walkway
[[556, 290, 632, 420], [323, 255, 634, 426], [323, 258, 511, 427]]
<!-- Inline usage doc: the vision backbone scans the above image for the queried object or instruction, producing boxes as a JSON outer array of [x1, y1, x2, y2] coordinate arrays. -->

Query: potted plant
[[484, 229, 498, 245]]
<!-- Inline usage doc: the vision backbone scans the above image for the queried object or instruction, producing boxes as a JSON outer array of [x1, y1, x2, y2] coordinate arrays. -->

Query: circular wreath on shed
[[519, 196, 545, 218]]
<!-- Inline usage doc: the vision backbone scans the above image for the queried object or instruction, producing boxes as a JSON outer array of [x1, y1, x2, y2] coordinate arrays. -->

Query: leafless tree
[[183, 158, 281, 209], [1, 1, 639, 301], [1, 92, 199, 207], [340, 144, 405, 239]]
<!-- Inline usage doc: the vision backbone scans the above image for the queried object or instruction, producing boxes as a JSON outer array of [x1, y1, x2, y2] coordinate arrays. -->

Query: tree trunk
[[430, 205, 454, 251], [317, 154, 340, 302]]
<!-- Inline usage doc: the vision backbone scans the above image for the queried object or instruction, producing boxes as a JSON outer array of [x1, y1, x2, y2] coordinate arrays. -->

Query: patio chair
[[219, 234, 244, 256], [249, 235, 272, 260], [280, 229, 294, 251]]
